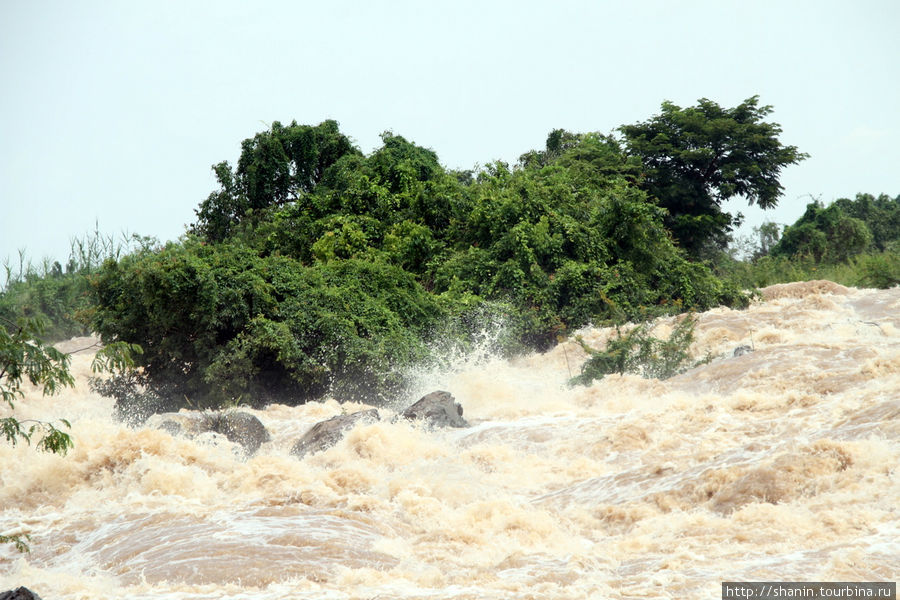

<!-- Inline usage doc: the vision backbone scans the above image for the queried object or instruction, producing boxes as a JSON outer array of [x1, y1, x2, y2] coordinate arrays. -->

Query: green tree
[[94, 119, 752, 416], [434, 153, 741, 348], [620, 96, 807, 257], [831, 193, 900, 252], [772, 200, 873, 262], [193, 120, 359, 241], [755, 221, 782, 258]]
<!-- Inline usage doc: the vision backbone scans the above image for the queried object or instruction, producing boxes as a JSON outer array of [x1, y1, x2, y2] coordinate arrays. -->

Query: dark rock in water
[[155, 419, 183, 437], [288, 391, 468, 460], [0, 587, 43, 600], [402, 390, 469, 428], [290, 409, 380, 458], [733, 345, 754, 357], [147, 410, 270, 454], [214, 412, 272, 454]]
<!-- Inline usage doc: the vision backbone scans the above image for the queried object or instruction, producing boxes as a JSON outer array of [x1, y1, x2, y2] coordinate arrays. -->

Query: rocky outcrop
[[148, 410, 271, 454], [0, 588, 43, 600], [215, 412, 272, 454], [290, 409, 380, 458], [401, 390, 469, 428], [732, 345, 754, 357], [289, 391, 470, 459]]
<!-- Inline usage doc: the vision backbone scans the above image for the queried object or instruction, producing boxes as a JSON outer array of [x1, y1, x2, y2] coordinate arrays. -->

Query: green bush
[[570, 314, 699, 386], [851, 250, 900, 288], [91, 241, 452, 408], [719, 247, 900, 291]]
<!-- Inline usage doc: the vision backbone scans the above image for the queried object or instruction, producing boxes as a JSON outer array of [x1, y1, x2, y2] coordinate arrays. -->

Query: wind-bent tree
[[620, 96, 807, 258]]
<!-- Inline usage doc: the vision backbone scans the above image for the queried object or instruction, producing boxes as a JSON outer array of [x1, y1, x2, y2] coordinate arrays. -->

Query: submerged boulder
[[733, 345, 754, 357], [148, 410, 271, 454], [146, 411, 208, 438], [215, 412, 272, 454], [290, 409, 380, 458], [402, 390, 469, 428], [288, 391, 469, 460], [0, 588, 43, 600]]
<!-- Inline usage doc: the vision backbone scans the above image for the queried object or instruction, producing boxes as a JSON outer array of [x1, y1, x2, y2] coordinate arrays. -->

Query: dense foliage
[[621, 96, 807, 258], [721, 193, 900, 289], [771, 193, 899, 262], [192, 120, 360, 242], [0, 264, 92, 341], [92, 104, 781, 409], [91, 242, 447, 407], [5, 97, 814, 412], [1, 231, 148, 341]]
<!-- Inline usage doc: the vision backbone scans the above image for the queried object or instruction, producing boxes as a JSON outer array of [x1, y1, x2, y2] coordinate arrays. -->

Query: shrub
[[90, 241, 451, 408], [570, 314, 698, 386]]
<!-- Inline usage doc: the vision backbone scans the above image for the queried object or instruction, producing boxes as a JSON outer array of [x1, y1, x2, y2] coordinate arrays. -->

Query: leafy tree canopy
[[90, 241, 449, 407], [620, 96, 807, 257], [193, 119, 359, 242], [830, 193, 900, 252], [771, 193, 900, 262]]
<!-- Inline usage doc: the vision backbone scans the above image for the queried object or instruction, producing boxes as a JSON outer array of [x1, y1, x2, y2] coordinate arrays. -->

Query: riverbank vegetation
[[721, 193, 900, 289], [3, 97, 897, 414]]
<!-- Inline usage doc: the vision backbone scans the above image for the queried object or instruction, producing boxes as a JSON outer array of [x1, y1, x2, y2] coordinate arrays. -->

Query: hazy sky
[[2, 0, 898, 266]]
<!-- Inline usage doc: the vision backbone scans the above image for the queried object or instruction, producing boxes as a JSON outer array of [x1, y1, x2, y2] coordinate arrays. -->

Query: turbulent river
[[1, 280, 898, 599]]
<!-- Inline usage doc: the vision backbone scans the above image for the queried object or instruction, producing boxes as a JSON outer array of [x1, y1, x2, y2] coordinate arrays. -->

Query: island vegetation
[[2, 96, 898, 421]]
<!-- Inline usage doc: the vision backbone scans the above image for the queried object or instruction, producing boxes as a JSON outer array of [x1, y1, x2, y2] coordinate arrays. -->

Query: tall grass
[[1, 227, 155, 341], [719, 249, 900, 291]]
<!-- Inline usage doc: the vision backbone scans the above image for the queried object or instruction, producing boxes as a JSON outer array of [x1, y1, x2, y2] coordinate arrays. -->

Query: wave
[[2, 281, 898, 599]]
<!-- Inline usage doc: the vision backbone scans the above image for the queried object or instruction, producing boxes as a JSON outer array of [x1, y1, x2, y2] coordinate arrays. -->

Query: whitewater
[[1, 280, 897, 599]]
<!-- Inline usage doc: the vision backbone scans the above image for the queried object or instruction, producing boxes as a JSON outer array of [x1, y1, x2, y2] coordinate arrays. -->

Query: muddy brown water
[[2, 281, 898, 599]]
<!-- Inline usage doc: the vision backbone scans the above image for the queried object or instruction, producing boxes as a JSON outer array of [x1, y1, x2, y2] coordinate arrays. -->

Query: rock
[[402, 390, 469, 428], [146, 411, 209, 437], [733, 345, 754, 357], [155, 419, 183, 437], [290, 409, 380, 458], [0, 587, 43, 600], [148, 410, 270, 454], [215, 412, 272, 454], [287, 391, 470, 459]]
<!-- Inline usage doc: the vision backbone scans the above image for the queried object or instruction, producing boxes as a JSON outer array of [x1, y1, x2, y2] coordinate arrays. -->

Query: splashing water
[[1, 281, 898, 599]]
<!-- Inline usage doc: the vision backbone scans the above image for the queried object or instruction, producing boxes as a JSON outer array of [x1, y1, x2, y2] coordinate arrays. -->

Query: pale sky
[[2, 0, 898, 266]]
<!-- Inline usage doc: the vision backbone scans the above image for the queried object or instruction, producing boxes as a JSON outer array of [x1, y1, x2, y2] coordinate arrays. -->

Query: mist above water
[[2, 281, 898, 599]]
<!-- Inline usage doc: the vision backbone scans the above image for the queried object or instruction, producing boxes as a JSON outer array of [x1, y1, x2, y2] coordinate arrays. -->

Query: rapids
[[1, 281, 898, 599]]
